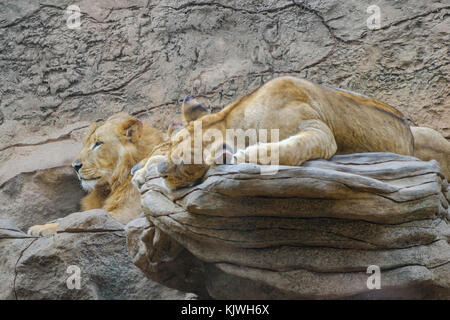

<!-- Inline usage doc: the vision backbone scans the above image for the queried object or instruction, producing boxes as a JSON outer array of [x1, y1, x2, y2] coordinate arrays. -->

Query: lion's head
[[155, 97, 233, 190], [73, 112, 164, 193]]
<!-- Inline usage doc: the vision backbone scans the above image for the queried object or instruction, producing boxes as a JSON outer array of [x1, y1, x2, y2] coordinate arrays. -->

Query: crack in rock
[[12, 238, 38, 300]]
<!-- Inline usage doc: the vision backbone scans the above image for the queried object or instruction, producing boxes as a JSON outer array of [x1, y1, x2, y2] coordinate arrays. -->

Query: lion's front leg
[[81, 187, 108, 211], [233, 119, 337, 166], [132, 155, 167, 188], [27, 222, 59, 236]]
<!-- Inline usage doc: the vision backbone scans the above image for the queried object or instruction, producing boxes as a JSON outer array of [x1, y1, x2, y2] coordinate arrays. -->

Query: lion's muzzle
[[72, 159, 83, 173]]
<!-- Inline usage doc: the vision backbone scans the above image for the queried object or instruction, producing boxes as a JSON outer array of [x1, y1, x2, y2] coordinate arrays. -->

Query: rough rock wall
[[0, 0, 449, 225]]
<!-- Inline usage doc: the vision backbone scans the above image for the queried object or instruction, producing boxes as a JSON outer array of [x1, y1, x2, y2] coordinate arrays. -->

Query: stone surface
[[0, 125, 86, 230], [0, 210, 194, 300], [1, 0, 448, 233], [128, 153, 450, 299], [0, 0, 448, 144], [0, 166, 84, 230]]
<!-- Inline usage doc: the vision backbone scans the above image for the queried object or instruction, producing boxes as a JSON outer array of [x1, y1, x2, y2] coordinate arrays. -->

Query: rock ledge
[[127, 153, 450, 299]]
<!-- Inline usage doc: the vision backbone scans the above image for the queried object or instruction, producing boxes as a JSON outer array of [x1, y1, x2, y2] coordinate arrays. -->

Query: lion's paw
[[27, 222, 59, 237], [232, 149, 247, 164], [132, 155, 168, 189], [132, 166, 148, 189]]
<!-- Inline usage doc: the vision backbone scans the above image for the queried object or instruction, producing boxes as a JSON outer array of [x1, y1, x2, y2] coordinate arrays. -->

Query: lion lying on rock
[[133, 76, 450, 190], [28, 113, 164, 236]]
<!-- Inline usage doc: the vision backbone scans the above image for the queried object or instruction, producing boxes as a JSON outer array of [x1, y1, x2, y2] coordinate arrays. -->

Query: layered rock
[[0, 209, 193, 300], [128, 153, 450, 299]]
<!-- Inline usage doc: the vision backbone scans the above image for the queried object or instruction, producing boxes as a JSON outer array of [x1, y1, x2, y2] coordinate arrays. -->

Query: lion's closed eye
[[92, 141, 103, 150]]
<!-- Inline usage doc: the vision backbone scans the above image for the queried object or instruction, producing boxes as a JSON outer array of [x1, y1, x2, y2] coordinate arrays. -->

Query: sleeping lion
[[133, 76, 450, 190], [28, 113, 164, 236]]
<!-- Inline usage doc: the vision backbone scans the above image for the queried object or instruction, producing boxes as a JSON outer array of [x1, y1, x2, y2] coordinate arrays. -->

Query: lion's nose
[[157, 161, 170, 178], [72, 160, 83, 173]]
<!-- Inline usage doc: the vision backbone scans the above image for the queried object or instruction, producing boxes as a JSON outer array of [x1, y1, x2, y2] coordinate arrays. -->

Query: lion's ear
[[167, 121, 184, 139], [120, 118, 143, 143], [182, 96, 209, 123], [89, 121, 103, 134]]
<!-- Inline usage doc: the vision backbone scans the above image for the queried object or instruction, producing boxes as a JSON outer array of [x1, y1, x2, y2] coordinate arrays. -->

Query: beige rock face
[[0, 120, 89, 229], [0, 0, 448, 231], [0, 0, 448, 142], [0, 210, 194, 300], [127, 153, 450, 299], [0, 166, 84, 230]]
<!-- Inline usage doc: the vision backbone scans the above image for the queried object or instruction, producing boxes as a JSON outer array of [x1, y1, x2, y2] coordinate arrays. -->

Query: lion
[[132, 76, 450, 190], [28, 112, 164, 236]]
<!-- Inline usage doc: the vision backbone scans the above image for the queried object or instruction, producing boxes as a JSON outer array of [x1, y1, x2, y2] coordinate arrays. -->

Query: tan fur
[[28, 113, 164, 236], [411, 126, 450, 180], [182, 98, 210, 123], [137, 77, 448, 190]]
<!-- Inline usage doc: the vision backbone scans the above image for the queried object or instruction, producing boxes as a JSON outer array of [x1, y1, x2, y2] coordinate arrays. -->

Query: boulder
[[127, 153, 450, 299], [0, 129, 86, 230], [0, 209, 194, 300], [0, 166, 85, 231]]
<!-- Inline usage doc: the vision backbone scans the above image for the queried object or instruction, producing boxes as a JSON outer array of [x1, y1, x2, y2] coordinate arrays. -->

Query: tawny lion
[[28, 113, 164, 236], [133, 76, 450, 190]]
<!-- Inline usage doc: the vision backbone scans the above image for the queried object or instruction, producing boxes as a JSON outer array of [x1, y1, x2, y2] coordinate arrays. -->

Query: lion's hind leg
[[28, 222, 59, 236], [233, 119, 338, 166]]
